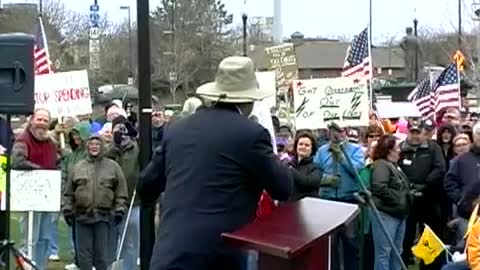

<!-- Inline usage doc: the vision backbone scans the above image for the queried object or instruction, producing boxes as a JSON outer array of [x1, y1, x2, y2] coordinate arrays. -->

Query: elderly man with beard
[[11, 108, 60, 270]]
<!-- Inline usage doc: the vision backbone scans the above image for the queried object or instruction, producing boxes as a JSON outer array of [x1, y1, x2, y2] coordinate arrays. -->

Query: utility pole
[[120, 6, 133, 85], [137, 0, 154, 269], [414, 18, 418, 82], [458, 0, 462, 50], [242, 0, 248, 56], [369, 0, 373, 47], [164, 0, 177, 103]]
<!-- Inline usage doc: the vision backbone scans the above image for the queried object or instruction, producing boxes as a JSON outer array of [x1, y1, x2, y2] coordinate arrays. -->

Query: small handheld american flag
[[341, 28, 372, 83], [409, 78, 434, 118], [432, 63, 460, 114], [34, 16, 52, 75], [409, 64, 461, 119]]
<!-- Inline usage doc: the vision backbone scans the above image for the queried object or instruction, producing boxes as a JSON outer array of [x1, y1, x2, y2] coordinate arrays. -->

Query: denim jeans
[[20, 212, 57, 270], [118, 206, 140, 270], [371, 210, 406, 270], [245, 250, 258, 270], [440, 261, 469, 270], [47, 213, 59, 256]]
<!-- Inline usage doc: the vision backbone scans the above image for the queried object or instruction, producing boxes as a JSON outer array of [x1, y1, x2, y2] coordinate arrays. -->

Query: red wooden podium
[[222, 197, 359, 270]]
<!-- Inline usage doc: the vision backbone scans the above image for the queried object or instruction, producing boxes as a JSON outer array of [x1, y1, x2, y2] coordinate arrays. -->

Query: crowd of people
[[0, 97, 185, 270], [2, 55, 480, 270]]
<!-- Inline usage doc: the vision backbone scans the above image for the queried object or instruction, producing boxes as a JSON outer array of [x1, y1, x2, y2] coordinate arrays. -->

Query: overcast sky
[[4, 0, 479, 43]]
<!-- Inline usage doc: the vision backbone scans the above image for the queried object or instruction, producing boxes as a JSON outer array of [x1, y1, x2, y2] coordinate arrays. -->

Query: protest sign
[[265, 43, 298, 91], [255, 71, 276, 109], [10, 170, 61, 212], [376, 102, 421, 119], [293, 78, 369, 129], [251, 102, 278, 154], [35, 70, 92, 118]]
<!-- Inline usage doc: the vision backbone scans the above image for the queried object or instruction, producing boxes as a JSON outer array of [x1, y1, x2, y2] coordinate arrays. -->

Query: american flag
[[432, 64, 460, 113], [342, 28, 372, 82], [34, 16, 52, 75], [410, 78, 434, 118]]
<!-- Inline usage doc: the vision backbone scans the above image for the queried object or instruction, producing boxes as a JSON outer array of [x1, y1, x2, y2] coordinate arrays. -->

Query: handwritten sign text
[[293, 78, 369, 129]]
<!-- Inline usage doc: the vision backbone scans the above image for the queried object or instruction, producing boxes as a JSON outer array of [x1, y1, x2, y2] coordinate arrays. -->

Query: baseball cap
[[407, 119, 422, 132], [422, 119, 435, 132]]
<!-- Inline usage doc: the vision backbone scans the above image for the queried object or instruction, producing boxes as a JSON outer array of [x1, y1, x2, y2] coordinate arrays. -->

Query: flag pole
[[38, 16, 65, 148], [423, 224, 454, 257], [457, 63, 461, 110], [367, 25, 374, 110], [38, 16, 50, 62]]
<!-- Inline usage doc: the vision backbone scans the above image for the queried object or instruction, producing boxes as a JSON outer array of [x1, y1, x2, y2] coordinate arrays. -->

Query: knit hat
[[453, 134, 471, 145], [112, 115, 138, 137], [182, 97, 202, 114], [474, 123, 480, 143], [111, 99, 123, 108], [106, 106, 127, 122]]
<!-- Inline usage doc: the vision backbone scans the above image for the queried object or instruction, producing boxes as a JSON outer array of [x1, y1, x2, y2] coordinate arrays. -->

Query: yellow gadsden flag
[[412, 225, 445, 265], [0, 155, 6, 211]]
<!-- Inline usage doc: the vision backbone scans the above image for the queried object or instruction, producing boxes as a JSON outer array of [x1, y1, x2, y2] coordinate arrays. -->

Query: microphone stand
[[338, 139, 408, 270]]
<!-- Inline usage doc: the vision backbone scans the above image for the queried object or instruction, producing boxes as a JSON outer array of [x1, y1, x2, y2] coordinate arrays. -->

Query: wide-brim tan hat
[[196, 56, 272, 103]]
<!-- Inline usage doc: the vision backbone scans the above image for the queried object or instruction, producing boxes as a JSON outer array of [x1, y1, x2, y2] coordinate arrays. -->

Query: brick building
[[249, 34, 406, 80]]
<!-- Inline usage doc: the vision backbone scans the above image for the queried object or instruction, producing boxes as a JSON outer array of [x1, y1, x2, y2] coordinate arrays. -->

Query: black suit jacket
[[139, 104, 293, 270]]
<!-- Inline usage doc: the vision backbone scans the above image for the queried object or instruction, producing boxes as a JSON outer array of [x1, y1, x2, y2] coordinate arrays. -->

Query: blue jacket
[[314, 142, 365, 201]]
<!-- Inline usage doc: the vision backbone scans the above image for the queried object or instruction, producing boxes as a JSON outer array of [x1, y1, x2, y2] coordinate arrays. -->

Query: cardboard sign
[[10, 170, 61, 212], [376, 102, 421, 118], [35, 70, 92, 118], [293, 78, 369, 129], [251, 102, 278, 154], [255, 71, 276, 109], [264, 43, 298, 91]]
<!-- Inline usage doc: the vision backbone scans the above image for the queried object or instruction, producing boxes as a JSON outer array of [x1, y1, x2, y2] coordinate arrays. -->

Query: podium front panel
[[223, 198, 359, 258], [258, 235, 331, 270]]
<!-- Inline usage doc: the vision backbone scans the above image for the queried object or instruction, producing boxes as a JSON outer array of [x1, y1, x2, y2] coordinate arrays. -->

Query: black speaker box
[[0, 33, 35, 114]]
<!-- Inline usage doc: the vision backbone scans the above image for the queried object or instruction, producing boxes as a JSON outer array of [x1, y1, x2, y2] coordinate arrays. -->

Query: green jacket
[[105, 140, 140, 204], [61, 122, 91, 192], [62, 155, 128, 223]]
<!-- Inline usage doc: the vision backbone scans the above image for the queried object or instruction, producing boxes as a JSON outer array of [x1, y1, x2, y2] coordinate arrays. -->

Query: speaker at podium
[[0, 33, 35, 114]]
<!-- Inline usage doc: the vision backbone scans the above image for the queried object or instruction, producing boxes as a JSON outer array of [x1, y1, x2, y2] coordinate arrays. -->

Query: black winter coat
[[290, 156, 322, 201], [399, 141, 446, 199], [445, 146, 480, 218], [371, 159, 410, 218], [138, 104, 293, 270]]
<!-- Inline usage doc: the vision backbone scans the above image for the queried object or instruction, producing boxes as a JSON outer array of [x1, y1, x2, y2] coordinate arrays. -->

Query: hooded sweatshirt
[[61, 121, 91, 192], [436, 124, 457, 166]]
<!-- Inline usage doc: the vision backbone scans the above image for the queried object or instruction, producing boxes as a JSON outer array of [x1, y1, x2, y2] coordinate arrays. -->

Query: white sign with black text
[[293, 78, 369, 129], [10, 170, 61, 212]]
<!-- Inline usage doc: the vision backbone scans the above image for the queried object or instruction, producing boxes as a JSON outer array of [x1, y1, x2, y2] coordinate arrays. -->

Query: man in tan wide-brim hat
[[139, 56, 293, 270]]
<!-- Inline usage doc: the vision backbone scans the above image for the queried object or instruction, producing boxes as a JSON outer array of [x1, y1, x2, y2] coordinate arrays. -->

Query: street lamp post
[[242, 13, 248, 56], [413, 18, 418, 82], [120, 6, 133, 85], [136, 0, 154, 268]]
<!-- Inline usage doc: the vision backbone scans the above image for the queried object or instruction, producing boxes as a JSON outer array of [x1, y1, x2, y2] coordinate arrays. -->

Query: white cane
[[112, 190, 136, 270]]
